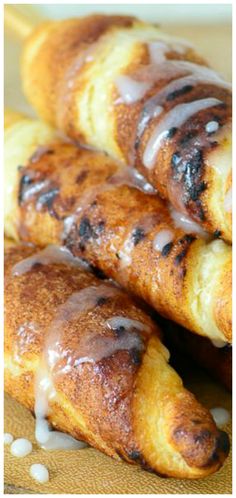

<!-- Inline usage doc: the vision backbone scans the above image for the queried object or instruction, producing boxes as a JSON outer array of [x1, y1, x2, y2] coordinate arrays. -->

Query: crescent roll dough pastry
[[21, 14, 232, 241], [4, 112, 232, 344], [4, 244, 230, 478]]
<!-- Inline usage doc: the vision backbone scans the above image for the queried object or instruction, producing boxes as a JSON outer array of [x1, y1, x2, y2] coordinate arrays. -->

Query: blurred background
[[5, 3, 232, 115]]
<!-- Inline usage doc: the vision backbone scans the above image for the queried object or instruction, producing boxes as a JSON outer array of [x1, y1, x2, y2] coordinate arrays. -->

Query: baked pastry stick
[[4, 243, 230, 478], [21, 14, 232, 241], [4, 112, 232, 344]]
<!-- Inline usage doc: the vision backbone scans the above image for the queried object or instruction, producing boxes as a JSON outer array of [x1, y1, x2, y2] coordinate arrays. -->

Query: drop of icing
[[210, 407, 230, 427], [10, 438, 32, 457], [4, 433, 14, 445], [205, 120, 219, 134], [30, 463, 49, 484], [115, 75, 152, 104], [153, 229, 174, 252], [170, 207, 210, 238], [118, 237, 135, 268], [34, 365, 87, 451]]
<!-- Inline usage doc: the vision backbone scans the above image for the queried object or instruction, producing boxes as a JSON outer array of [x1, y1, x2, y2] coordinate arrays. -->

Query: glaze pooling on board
[[30, 463, 49, 484], [10, 438, 32, 457], [4, 433, 14, 445], [210, 407, 230, 428]]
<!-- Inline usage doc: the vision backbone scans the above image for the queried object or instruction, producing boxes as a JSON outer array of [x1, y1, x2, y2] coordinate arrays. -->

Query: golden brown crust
[[22, 15, 135, 128], [4, 245, 230, 478], [21, 14, 232, 241], [4, 244, 153, 458], [13, 141, 231, 343]]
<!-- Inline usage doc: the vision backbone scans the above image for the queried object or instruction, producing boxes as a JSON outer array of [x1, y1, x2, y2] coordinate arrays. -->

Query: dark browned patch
[[167, 127, 178, 139], [174, 235, 195, 265], [31, 262, 44, 271], [36, 188, 59, 210], [18, 174, 33, 205], [96, 296, 108, 306], [193, 429, 211, 444], [128, 450, 142, 461], [161, 242, 173, 257], [112, 325, 125, 337], [76, 170, 88, 184], [132, 227, 145, 246], [213, 230, 222, 238], [89, 264, 107, 280], [129, 348, 142, 365], [78, 217, 94, 240], [166, 85, 193, 101]]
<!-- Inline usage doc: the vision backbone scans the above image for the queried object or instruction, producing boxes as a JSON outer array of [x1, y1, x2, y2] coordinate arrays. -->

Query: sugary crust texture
[[5, 127, 231, 343], [4, 245, 229, 478], [22, 15, 232, 241]]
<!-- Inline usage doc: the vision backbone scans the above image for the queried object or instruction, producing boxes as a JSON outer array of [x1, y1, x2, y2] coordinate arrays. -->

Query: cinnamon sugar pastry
[[21, 14, 232, 241], [4, 111, 232, 344], [4, 243, 230, 478]]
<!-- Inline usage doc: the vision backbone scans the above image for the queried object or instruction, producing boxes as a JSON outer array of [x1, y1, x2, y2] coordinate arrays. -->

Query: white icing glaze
[[210, 407, 230, 427], [116, 36, 230, 111], [4, 433, 14, 445], [148, 40, 171, 64], [143, 98, 222, 168], [148, 39, 194, 65], [13, 322, 39, 364], [205, 120, 219, 134], [170, 207, 210, 239], [34, 365, 86, 450], [62, 214, 77, 240], [30, 464, 49, 484], [12, 245, 84, 276], [224, 187, 232, 212], [153, 229, 174, 252], [21, 180, 50, 203], [110, 167, 156, 194], [137, 72, 226, 141], [10, 438, 32, 457], [44, 284, 142, 373], [168, 60, 231, 87], [118, 237, 134, 268], [115, 75, 152, 104]]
